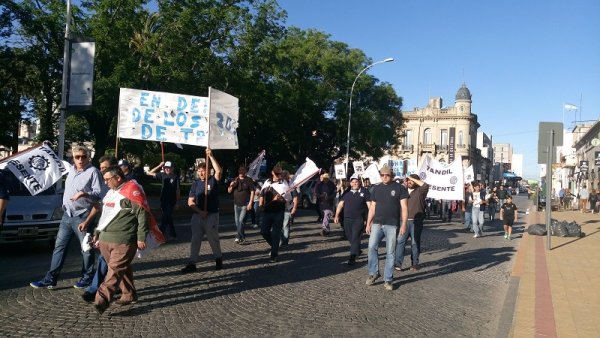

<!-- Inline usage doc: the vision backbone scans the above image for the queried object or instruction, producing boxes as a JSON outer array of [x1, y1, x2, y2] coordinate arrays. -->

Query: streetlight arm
[[345, 58, 394, 176]]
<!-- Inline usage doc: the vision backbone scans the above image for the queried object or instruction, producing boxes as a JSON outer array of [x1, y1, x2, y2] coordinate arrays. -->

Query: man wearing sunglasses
[[365, 165, 408, 291], [30, 146, 103, 290]]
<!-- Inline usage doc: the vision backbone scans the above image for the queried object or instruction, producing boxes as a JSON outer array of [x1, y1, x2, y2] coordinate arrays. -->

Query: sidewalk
[[509, 208, 600, 337]]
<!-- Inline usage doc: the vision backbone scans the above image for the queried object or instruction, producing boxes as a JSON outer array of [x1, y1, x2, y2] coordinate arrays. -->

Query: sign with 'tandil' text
[[118, 88, 210, 146], [417, 154, 464, 200]]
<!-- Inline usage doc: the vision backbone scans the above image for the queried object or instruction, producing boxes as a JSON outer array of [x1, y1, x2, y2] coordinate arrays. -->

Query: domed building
[[385, 83, 493, 184]]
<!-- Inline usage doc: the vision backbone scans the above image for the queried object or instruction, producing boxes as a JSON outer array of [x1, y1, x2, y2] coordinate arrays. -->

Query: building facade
[[393, 83, 486, 180]]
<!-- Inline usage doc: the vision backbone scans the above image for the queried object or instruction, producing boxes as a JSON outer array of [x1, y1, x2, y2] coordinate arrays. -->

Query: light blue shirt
[[63, 163, 102, 217]]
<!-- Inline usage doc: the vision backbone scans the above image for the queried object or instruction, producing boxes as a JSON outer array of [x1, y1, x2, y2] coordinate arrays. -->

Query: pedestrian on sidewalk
[[227, 165, 255, 244], [334, 174, 371, 266], [471, 183, 485, 238], [500, 195, 517, 240], [147, 161, 181, 240], [365, 165, 408, 291], [578, 185, 589, 213], [92, 166, 149, 314], [30, 146, 102, 290], [259, 165, 289, 262], [395, 174, 429, 272], [181, 148, 223, 273]]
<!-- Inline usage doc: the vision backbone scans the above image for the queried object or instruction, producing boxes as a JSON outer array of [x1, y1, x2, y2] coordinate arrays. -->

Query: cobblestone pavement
[[0, 196, 533, 337]]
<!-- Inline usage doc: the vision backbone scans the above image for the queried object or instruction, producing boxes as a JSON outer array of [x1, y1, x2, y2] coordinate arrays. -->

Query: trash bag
[[551, 220, 569, 237], [564, 221, 582, 237], [527, 224, 547, 236]]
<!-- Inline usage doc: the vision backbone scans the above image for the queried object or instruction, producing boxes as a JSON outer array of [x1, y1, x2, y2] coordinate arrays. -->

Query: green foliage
[[4, 0, 403, 172]]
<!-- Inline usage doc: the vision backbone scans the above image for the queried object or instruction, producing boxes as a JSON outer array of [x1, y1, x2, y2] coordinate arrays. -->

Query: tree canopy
[[2, 0, 402, 173]]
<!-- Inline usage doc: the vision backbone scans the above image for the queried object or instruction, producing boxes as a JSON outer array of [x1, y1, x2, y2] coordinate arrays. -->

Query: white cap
[[164, 161, 173, 168], [350, 174, 360, 181]]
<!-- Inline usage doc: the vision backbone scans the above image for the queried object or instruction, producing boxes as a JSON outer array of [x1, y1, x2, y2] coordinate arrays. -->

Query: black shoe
[[81, 291, 95, 303], [215, 258, 223, 270], [181, 263, 197, 274], [94, 302, 109, 315], [269, 256, 278, 263], [347, 255, 356, 266]]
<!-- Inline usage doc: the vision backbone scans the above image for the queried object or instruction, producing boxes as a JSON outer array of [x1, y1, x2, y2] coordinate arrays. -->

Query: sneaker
[[74, 279, 91, 289], [238, 238, 245, 245], [384, 282, 394, 291], [394, 265, 402, 271], [81, 291, 95, 303], [252, 224, 258, 229], [365, 273, 380, 286], [347, 255, 356, 266], [181, 263, 197, 274], [409, 265, 420, 272], [234, 238, 240, 243], [473, 234, 480, 238], [269, 256, 278, 263], [215, 258, 223, 271], [30, 280, 56, 289], [504, 233, 508, 239]]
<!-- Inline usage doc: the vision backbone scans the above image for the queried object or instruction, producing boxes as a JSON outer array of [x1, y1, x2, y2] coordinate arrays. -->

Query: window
[[440, 129, 448, 146], [458, 131, 464, 145], [404, 130, 413, 146], [423, 128, 432, 144]]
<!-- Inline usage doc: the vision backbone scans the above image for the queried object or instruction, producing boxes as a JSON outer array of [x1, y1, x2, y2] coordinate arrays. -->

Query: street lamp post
[[345, 57, 394, 177]]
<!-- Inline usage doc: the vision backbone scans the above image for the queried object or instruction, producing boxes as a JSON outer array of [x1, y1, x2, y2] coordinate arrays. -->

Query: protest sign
[[208, 87, 239, 149], [334, 164, 346, 179], [418, 155, 464, 200]]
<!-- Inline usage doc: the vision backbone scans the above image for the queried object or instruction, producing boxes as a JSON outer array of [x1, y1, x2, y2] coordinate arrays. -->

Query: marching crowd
[[20, 145, 521, 315]]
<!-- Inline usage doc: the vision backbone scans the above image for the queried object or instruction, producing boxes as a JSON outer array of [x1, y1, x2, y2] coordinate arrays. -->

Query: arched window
[[458, 131, 464, 145], [424, 128, 432, 144]]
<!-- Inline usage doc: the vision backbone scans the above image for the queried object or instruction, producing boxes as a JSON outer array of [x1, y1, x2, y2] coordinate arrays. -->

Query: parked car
[[1, 174, 63, 246], [299, 179, 318, 209]]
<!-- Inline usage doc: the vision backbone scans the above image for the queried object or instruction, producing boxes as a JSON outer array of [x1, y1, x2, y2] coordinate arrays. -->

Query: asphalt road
[[0, 195, 533, 337]]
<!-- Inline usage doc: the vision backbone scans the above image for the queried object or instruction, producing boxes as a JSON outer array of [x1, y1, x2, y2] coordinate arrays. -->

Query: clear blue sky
[[278, 0, 600, 180]]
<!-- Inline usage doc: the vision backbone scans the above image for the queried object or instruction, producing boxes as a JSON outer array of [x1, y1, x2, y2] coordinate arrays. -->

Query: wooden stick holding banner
[[160, 142, 165, 163]]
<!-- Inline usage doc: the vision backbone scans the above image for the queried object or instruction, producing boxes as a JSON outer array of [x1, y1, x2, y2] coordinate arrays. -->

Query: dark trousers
[[410, 218, 424, 264], [260, 211, 284, 258], [344, 217, 364, 256], [160, 202, 176, 237]]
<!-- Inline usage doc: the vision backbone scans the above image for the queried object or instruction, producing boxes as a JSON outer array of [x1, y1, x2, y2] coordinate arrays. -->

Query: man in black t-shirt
[[147, 160, 181, 240], [181, 148, 223, 273], [227, 165, 255, 244], [334, 174, 371, 266], [500, 195, 518, 240], [365, 165, 408, 291], [259, 165, 290, 262]]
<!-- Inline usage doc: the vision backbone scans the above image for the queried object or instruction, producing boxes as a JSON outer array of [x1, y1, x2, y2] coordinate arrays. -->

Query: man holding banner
[[365, 165, 408, 291], [259, 165, 290, 263]]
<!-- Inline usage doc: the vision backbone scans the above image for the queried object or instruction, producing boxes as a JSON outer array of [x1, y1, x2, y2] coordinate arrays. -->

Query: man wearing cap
[[365, 165, 408, 291], [227, 165, 255, 244], [182, 148, 223, 273], [148, 160, 181, 240], [315, 172, 336, 236], [259, 165, 290, 262], [118, 159, 136, 181], [334, 174, 371, 266], [394, 174, 429, 272]]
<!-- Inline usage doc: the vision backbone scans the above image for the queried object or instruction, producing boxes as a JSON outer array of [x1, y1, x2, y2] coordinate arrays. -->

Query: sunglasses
[[74, 155, 87, 160], [103, 175, 117, 182]]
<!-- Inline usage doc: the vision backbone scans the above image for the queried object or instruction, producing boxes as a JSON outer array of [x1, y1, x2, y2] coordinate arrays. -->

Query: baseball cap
[[350, 174, 360, 181], [164, 161, 173, 168], [118, 159, 129, 167]]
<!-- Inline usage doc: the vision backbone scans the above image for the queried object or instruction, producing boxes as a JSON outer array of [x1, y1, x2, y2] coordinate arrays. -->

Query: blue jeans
[[261, 211, 284, 258], [367, 224, 397, 282], [464, 211, 472, 230], [488, 204, 496, 220], [43, 213, 95, 284], [86, 253, 108, 294], [234, 204, 248, 240], [472, 207, 484, 235], [281, 211, 292, 245], [395, 219, 421, 267]]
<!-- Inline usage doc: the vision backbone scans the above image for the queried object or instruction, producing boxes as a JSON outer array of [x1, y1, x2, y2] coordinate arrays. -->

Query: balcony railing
[[400, 144, 414, 152], [436, 145, 448, 152]]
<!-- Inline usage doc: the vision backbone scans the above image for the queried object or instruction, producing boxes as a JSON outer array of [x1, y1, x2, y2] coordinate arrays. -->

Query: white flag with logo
[[0, 143, 69, 195], [290, 157, 319, 190], [464, 165, 474, 183], [418, 155, 464, 200]]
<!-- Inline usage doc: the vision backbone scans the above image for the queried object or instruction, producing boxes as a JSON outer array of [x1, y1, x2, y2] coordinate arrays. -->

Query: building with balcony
[[392, 83, 486, 180]]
